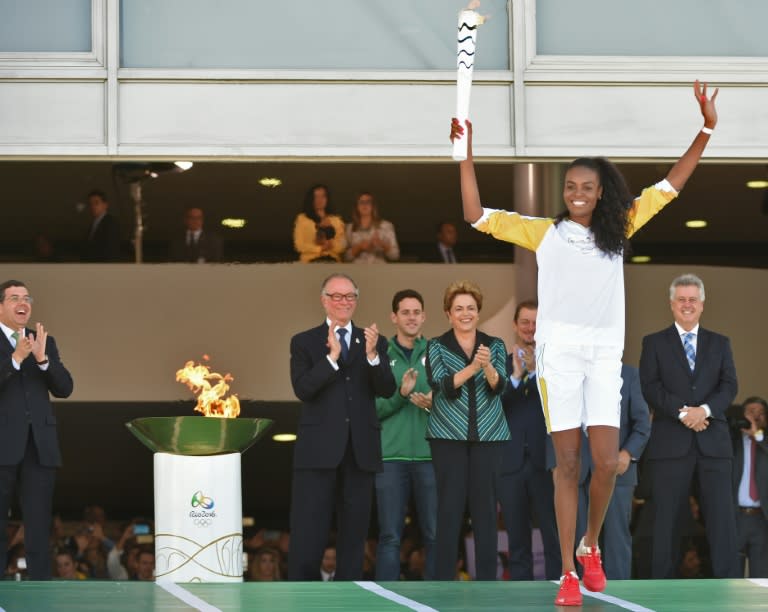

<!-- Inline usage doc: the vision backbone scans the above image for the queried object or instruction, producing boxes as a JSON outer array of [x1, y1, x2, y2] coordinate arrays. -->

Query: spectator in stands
[[82, 189, 121, 262], [344, 192, 399, 263], [293, 184, 346, 262], [135, 547, 155, 581], [168, 207, 224, 263], [55, 549, 87, 580], [426, 221, 460, 263], [248, 547, 282, 581], [320, 545, 336, 581], [106, 523, 141, 580]]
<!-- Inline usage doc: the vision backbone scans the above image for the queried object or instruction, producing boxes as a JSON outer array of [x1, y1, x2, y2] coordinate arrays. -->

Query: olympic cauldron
[[126, 359, 272, 583]]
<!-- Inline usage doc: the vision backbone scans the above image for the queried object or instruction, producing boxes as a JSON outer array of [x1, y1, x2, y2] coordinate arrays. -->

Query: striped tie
[[683, 332, 696, 371]]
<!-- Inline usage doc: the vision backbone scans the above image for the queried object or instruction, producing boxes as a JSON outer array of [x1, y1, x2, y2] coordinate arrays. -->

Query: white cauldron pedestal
[[126, 416, 273, 583]]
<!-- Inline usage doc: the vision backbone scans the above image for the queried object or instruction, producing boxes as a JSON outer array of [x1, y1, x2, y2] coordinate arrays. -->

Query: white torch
[[452, 3, 483, 161]]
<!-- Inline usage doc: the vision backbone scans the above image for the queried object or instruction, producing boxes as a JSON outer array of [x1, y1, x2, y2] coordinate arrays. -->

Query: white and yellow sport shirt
[[472, 180, 678, 348]]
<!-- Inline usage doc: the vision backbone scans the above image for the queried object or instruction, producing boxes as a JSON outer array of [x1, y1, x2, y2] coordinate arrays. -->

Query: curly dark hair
[[555, 158, 633, 257]]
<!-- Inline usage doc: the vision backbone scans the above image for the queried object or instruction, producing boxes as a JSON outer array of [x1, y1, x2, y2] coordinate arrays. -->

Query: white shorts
[[535, 343, 622, 433]]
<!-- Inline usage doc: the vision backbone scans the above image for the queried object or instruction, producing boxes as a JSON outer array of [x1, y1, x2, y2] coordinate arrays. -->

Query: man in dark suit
[[423, 221, 460, 263], [639, 273, 739, 578], [288, 273, 395, 580], [732, 396, 768, 577], [82, 189, 121, 262], [0, 279, 73, 579], [168, 207, 224, 263], [496, 300, 560, 580], [575, 364, 650, 579]]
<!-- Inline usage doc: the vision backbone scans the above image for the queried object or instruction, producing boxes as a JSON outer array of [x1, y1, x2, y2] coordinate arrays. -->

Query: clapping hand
[[29, 322, 47, 363], [400, 368, 418, 397], [364, 323, 380, 360], [410, 391, 432, 412], [327, 322, 341, 362], [473, 344, 490, 372]]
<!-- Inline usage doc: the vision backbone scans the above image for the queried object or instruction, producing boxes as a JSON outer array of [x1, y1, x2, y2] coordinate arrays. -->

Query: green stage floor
[[1, 579, 767, 611]]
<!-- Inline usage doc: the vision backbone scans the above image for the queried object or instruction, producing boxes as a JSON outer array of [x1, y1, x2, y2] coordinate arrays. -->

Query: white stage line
[[156, 580, 222, 612], [748, 578, 768, 588], [355, 581, 439, 612], [550, 580, 656, 612]]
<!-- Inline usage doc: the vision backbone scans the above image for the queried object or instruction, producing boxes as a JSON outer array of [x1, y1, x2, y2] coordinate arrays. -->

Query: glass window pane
[[0, 0, 91, 53], [120, 0, 508, 70], [537, 0, 768, 56]]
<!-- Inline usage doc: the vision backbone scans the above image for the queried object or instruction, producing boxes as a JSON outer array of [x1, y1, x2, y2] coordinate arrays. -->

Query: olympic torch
[[452, 3, 483, 161]]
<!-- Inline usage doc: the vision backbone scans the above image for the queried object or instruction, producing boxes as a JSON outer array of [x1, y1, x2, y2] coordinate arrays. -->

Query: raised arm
[[450, 118, 483, 224], [665, 80, 719, 191]]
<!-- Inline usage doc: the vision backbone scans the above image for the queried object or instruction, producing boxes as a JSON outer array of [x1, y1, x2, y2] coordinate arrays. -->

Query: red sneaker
[[554, 571, 582, 606], [576, 537, 606, 592]]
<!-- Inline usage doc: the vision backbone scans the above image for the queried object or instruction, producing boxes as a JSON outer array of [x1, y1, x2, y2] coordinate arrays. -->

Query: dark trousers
[[288, 441, 374, 581], [496, 457, 561, 580], [649, 445, 739, 578], [0, 429, 56, 580], [737, 510, 768, 577], [430, 439, 502, 580]]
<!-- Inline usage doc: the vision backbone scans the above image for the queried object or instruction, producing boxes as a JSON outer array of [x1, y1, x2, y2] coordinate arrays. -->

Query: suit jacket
[[0, 331, 74, 467], [499, 356, 547, 472], [289, 322, 396, 472], [545, 365, 651, 487], [732, 431, 768, 520], [169, 230, 224, 263], [423, 244, 460, 264], [82, 213, 121, 262], [640, 325, 737, 460]]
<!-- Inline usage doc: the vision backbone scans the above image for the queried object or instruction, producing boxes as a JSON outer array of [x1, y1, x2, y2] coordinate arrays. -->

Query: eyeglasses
[[323, 292, 358, 303], [2, 295, 33, 305]]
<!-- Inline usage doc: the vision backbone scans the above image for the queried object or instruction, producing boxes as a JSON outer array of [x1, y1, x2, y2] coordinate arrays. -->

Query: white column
[[153, 452, 243, 582]]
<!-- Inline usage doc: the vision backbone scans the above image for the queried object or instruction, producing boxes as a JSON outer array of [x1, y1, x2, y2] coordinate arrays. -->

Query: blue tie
[[337, 328, 349, 362], [683, 332, 696, 371]]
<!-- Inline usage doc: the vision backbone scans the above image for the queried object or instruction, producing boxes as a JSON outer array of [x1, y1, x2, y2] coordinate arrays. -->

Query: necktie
[[10, 331, 19, 347], [683, 332, 696, 371], [337, 328, 349, 362], [446, 248, 456, 263], [750, 438, 760, 502]]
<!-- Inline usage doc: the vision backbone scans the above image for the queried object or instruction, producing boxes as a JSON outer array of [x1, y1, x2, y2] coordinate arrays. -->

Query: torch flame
[[176, 359, 241, 418]]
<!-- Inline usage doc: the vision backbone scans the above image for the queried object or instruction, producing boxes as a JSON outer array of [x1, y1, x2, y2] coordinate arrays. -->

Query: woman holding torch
[[450, 81, 718, 605]]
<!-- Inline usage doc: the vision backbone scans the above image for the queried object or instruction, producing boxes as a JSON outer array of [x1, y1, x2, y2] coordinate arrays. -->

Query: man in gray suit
[[575, 364, 650, 579], [733, 396, 768, 577]]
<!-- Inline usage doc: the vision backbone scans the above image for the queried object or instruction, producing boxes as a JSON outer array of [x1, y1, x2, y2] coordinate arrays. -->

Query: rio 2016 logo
[[190, 490, 215, 510]]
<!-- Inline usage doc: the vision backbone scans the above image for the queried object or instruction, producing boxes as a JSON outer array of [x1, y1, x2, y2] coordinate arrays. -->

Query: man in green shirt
[[375, 289, 436, 580]]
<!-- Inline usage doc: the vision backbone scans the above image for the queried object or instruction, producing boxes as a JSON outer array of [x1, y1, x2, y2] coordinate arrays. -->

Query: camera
[[133, 523, 151, 535], [729, 416, 751, 430], [316, 225, 336, 240]]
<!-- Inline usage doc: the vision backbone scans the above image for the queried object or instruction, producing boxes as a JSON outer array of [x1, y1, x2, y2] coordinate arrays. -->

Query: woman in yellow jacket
[[293, 184, 346, 262]]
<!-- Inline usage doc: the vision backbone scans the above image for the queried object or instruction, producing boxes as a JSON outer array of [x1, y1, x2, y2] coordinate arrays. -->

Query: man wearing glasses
[[0, 279, 74, 579], [288, 273, 395, 580]]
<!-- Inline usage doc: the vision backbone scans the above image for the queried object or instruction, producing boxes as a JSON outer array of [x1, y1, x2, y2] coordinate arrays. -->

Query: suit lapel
[[665, 325, 692, 377], [692, 328, 707, 377], [347, 325, 365, 363]]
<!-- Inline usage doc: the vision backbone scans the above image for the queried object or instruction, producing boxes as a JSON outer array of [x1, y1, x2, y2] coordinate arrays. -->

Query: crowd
[[31, 186, 463, 264]]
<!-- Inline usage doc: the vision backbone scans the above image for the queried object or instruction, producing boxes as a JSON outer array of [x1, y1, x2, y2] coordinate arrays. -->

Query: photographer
[[293, 184, 347, 262], [732, 396, 768, 577], [106, 520, 151, 580]]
